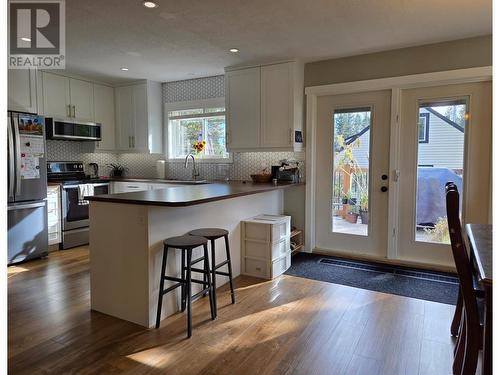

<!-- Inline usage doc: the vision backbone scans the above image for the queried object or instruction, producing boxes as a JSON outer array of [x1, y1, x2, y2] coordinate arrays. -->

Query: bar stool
[[188, 228, 235, 314], [155, 235, 215, 338]]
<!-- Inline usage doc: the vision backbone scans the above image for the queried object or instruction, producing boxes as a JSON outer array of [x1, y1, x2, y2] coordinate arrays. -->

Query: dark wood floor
[[8, 247, 456, 374]]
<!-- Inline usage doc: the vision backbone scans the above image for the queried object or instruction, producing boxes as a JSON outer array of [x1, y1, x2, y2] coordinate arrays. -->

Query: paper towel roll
[[156, 160, 166, 179]]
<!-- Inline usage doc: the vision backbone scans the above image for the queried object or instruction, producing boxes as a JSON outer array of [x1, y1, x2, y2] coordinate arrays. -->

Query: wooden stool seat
[[188, 228, 229, 240], [163, 235, 208, 249]]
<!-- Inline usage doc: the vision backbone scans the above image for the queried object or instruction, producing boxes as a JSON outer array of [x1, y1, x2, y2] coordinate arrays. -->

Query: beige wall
[[305, 35, 492, 87]]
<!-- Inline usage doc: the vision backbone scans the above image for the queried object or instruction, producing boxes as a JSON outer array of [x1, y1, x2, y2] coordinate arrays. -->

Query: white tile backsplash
[[46, 140, 164, 178]]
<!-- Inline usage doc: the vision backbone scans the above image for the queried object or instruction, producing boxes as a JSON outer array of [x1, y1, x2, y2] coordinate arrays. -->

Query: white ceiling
[[64, 0, 492, 84]]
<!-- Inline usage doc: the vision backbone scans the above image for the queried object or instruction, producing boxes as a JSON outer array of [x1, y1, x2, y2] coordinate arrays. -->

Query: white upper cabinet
[[225, 67, 261, 150], [41, 72, 94, 121], [8, 69, 38, 114], [114, 81, 162, 154], [42, 72, 71, 118], [260, 63, 293, 148], [93, 83, 115, 150], [115, 85, 135, 150], [69, 78, 94, 121], [225, 61, 304, 152]]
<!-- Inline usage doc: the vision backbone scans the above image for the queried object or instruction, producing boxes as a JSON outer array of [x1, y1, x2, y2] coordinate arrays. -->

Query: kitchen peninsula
[[87, 181, 302, 328]]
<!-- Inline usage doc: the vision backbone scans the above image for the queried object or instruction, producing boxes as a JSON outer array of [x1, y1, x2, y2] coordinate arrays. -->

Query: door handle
[[67, 104, 71, 117], [8, 201, 46, 210], [12, 114, 22, 197], [381, 186, 388, 192], [8, 115, 15, 199], [72, 105, 76, 118]]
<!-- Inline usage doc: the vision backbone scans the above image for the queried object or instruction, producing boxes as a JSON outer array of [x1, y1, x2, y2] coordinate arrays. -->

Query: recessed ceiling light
[[143, 1, 159, 8], [20, 37, 31, 42], [120, 67, 129, 71], [229, 48, 239, 53]]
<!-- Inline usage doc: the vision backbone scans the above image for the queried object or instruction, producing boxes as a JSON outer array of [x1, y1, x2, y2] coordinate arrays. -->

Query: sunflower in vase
[[192, 140, 206, 155]]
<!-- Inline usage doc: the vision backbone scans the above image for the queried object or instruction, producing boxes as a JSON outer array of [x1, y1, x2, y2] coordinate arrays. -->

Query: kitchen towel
[[78, 184, 95, 205]]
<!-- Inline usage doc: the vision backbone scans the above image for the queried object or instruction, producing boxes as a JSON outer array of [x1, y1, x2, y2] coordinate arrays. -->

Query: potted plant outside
[[341, 191, 354, 218], [359, 192, 369, 224], [345, 205, 359, 224]]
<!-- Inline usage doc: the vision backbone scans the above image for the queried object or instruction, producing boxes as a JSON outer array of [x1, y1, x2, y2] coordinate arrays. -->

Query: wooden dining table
[[466, 223, 492, 375]]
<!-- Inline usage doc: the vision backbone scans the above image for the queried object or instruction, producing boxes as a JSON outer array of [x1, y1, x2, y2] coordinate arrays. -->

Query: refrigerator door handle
[[12, 114, 22, 197], [8, 201, 46, 210], [7, 115, 15, 199]]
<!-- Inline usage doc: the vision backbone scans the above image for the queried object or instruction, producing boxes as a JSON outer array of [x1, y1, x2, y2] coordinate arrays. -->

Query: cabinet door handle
[[289, 128, 293, 144], [72, 105, 76, 118], [67, 104, 71, 117]]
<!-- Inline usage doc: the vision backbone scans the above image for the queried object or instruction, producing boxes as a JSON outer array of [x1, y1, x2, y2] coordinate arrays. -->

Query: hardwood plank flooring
[[8, 247, 456, 374]]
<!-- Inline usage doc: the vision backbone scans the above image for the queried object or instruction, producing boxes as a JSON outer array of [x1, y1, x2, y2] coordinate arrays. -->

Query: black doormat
[[285, 253, 459, 305]]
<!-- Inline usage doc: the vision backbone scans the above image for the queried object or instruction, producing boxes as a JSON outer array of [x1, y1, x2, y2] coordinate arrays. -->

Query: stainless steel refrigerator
[[7, 111, 48, 265]]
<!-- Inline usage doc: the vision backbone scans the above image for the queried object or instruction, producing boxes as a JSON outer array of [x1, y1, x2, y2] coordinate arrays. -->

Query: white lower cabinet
[[241, 214, 291, 279], [47, 185, 61, 246], [111, 181, 150, 193], [111, 181, 181, 193]]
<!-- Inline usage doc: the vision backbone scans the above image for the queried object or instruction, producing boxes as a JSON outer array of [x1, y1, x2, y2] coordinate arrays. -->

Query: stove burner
[[47, 161, 108, 185]]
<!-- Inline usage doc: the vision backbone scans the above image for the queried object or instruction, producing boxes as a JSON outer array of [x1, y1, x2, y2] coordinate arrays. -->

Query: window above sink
[[165, 98, 232, 163]]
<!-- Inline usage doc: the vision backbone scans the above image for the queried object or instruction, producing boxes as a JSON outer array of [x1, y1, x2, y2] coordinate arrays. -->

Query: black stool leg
[[202, 253, 209, 298], [203, 243, 216, 320], [181, 249, 187, 312], [210, 239, 217, 313], [186, 249, 193, 338], [224, 234, 236, 304], [155, 245, 168, 328]]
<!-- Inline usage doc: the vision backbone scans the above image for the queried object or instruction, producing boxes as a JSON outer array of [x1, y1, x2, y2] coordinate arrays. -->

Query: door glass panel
[[332, 107, 371, 236], [415, 99, 467, 244]]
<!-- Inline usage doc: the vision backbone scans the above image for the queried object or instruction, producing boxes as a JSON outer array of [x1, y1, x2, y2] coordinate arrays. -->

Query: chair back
[[445, 183, 479, 327]]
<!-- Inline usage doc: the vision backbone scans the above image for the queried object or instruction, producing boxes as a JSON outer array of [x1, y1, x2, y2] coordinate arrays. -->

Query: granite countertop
[[86, 181, 303, 207]]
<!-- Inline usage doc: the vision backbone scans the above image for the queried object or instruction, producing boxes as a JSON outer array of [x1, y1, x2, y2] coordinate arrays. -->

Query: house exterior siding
[[336, 109, 464, 170], [416, 109, 464, 170]]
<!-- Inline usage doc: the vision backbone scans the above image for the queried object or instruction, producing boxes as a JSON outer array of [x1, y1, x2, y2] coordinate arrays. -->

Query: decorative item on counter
[[250, 167, 273, 183], [192, 140, 206, 154], [107, 163, 128, 177], [156, 160, 166, 179]]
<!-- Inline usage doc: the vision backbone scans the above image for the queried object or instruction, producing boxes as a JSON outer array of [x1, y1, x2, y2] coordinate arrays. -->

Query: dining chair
[[445, 182, 481, 375]]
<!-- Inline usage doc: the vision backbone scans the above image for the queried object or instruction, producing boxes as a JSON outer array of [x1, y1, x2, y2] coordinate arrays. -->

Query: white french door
[[312, 81, 491, 269], [315, 90, 391, 258], [396, 82, 492, 267]]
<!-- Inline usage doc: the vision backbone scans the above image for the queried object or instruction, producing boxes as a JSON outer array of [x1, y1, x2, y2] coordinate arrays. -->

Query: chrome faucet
[[184, 154, 200, 180]]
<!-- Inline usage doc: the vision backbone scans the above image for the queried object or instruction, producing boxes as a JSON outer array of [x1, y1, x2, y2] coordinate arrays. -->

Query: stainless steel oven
[[61, 182, 109, 249]]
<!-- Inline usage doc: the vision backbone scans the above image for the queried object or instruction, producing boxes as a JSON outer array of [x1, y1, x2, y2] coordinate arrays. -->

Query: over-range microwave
[[45, 117, 102, 141]]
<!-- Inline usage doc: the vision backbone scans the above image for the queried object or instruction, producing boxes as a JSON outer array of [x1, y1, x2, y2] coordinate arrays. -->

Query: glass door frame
[[395, 82, 491, 268], [305, 67, 492, 270]]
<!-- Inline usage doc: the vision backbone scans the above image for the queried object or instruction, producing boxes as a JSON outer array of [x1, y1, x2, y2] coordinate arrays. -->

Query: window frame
[[418, 112, 430, 143], [164, 98, 232, 163]]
